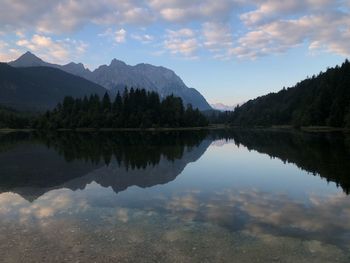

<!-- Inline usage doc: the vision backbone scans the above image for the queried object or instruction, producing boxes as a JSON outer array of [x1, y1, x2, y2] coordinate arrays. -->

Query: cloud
[[131, 33, 154, 44], [164, 28, 199, 58], [149, 0, 238, 23], [0, 0, 349, 60], [0, 40, 8, 49], [0, 0, 153, 34], [0, 41, 22, 62], [0, 0, 239, 33], [155, 0, 350, 59], [202, 22, 234, 59], [115, 29, 127, 43], [99, 28, 128, 44], [15, 34, 88, 63], [232, 9, 350, 59], [240, 0, 335, 26]]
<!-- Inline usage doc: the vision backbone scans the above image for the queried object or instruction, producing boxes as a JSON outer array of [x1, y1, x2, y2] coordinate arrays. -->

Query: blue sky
[[0, 0, 349, 105]]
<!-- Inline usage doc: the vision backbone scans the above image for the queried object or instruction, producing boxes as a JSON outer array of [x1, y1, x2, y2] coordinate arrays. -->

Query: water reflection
[[0, 185, 349, 261], [211, 129, 350, 194], [0, 131, 210, 200], [0, 130, 349, 198], [0, 130, 349, 262]]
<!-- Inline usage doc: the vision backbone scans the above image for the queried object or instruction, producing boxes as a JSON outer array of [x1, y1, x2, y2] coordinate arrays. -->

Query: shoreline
[[0, 125, 229, 133], [0, 125, 349, 133]]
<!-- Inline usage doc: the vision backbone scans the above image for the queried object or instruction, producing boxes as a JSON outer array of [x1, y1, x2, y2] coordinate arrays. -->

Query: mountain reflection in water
[[0, 130, 350, 262], [0, 131, 210, 200], [0, 130, 349, 199]]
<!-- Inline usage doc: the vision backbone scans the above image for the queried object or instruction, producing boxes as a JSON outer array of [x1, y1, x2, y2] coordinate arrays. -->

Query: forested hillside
[[0, 106, 32, 128], [0, 63, 106, 110], [231, 60, 350, 128]]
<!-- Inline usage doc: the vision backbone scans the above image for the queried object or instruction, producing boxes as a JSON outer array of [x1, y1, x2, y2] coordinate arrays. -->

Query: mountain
[[231, 60, 350, 128], [0, 63, 106, 110], [8, 51, 53, 68], [61, 62, 92, 79], [90, 59, 211, 110], [9, 52, 212, 110], [9, 51, 92, 78], [211, 103, 236, 111]]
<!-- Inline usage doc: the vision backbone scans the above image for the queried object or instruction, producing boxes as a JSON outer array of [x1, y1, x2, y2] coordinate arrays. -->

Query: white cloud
[[0, 0, 349, 60], [0, 40, 8, 49], [202, 22, 233, 58], [232, 10, 350, 59], [131, 33, 154, 43], [0, 41, 22, 62], [0, 0, 153, 34], [100, 28, 128, 44], [240, 0, 335, 26], [15, 34, 88, 63], [167, 28, 195, 38], [149, 0, 238, 22], [164, 28, 199, 58], [0, 0, 240, 33], [115, 28, 127, 43], [15, 30, 25, 38]]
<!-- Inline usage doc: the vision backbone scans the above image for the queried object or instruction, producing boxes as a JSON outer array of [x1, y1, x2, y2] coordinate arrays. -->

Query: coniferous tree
[[35, 88, 209, 129], [231, 59, 350, 128]]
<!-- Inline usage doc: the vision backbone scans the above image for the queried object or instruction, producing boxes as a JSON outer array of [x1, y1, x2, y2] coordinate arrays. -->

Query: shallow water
[[0, 130, 349, 262]]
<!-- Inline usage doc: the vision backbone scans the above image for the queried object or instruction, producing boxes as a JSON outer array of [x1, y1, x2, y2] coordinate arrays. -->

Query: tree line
[[231, 59, 350, 128], [35, 88, 208, 129], [0, 105, 32, 129]]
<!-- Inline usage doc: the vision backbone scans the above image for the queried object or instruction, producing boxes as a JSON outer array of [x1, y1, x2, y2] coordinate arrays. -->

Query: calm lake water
[[0, 130, 349, 262]]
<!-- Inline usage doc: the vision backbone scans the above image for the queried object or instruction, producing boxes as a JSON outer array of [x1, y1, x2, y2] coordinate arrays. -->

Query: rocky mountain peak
[[6, 52, 212, 110], [9, 51, 47, 67], [110, 59, 127, 67]]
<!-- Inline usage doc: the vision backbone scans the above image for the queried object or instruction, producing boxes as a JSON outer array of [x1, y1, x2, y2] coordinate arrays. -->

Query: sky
[[0, 0, 349, 105]]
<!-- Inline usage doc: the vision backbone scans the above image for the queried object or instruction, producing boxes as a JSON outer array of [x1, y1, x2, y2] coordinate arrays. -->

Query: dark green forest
[[0, 105, 32, 128], [231, 59, 350, 128], [204, 109, 235, 124], [35, 88, 208, 129]]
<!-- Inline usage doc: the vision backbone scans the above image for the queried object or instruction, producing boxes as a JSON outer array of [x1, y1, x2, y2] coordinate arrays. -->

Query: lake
[[0, 130, 349, 262]]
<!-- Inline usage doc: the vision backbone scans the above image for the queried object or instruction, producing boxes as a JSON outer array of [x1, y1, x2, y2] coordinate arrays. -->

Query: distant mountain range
[[7, 52, 211, 110], [210, 103, 237, 111]]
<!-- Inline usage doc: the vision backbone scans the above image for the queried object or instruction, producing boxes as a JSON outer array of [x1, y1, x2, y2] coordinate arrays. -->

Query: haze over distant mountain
[[0, 63, 106, 110], [9, 52, 212, 110], [211, 103, 237, 111]]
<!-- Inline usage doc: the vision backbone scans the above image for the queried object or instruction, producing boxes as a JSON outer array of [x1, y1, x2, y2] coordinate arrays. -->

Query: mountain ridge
[[8, 52, 212, 110], [0, 63, 106, 110]]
